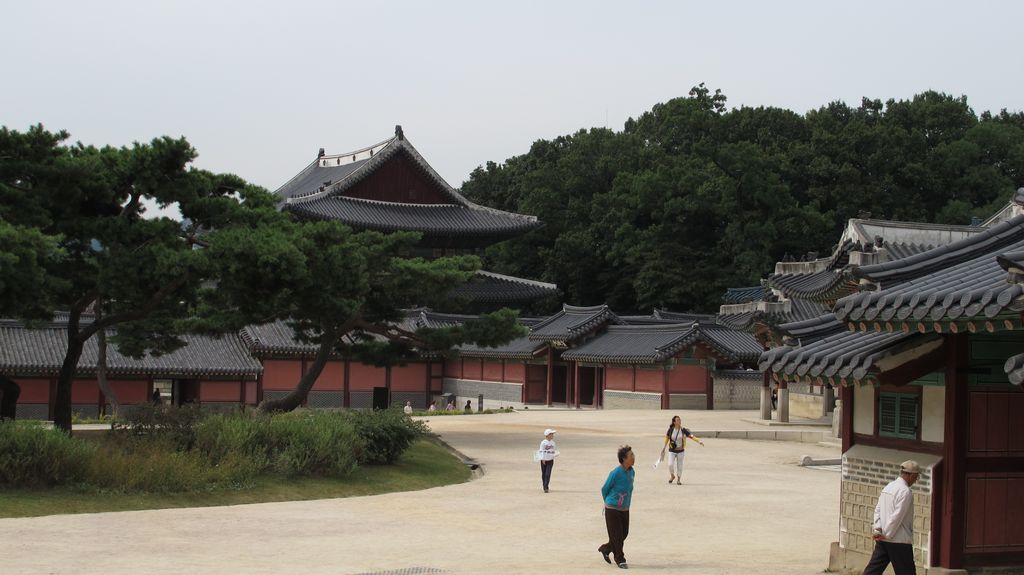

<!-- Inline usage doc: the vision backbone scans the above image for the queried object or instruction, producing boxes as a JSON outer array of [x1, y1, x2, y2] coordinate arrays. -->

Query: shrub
[[345, 408, 429, 465], [194, 411, 362, 477], [112, 404, 205, 450], [0, 421, 93, 487], [85, 440, 257, 493]]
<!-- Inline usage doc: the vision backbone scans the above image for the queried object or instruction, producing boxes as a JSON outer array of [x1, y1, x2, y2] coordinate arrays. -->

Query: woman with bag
[[660, 415, 703, 485], [537, 428, 558, 492]]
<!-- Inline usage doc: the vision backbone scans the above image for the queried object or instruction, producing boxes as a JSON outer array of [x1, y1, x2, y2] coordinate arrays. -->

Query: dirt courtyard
[[0, 410, 840, 574]]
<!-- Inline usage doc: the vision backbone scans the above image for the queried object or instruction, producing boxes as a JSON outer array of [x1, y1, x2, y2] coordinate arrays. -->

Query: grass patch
[[0, 438, 470, 518]]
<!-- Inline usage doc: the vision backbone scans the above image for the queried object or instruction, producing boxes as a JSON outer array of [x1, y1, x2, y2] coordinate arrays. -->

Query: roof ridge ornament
[[395, 125, 404, 141]]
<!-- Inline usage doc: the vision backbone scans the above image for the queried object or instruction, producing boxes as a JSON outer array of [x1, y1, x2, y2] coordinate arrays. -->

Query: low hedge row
[[0, 407, 429, 492]]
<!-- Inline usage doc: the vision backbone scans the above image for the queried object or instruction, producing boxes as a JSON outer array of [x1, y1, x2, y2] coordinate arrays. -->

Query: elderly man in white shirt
[[864, 460, 921, 575]]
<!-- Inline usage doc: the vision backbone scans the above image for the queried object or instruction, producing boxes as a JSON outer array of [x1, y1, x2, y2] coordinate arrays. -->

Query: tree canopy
[[0, 126, 524, 427], [462, 86, 1024, 312]]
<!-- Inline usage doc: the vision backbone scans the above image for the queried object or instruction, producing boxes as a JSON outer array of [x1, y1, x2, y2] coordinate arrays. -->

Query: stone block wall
[[15, 403, 48, 419], [669, 393, 707, 409], [442, 378, 523, 409], [712, 371, 761, 409], [604, 390, 661, 409], [836, 446, 938, 572], [391, 391, 426, 410], [349, 391, 373, 409], [790, 391, 825, 419], [307, 390, 344, 409]]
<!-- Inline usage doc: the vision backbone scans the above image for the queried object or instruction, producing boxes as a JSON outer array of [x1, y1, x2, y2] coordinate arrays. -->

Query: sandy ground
[[0, 410, 840, 575]]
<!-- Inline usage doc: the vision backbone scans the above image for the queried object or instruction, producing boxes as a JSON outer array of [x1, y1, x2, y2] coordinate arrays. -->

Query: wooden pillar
[[521, 362, 527, 404], [385, 366, 392, 408], [940, 333, 968, 569], [573, 362, 581, 409], [840, 382, 853, 453], [342, 359, 350, 408], [566, 361, 574, 408], [661, 367, 670, 409], [546, 347, 554, 407], [593, 367, 600, 409], [425, 361, 432, 410], [705, 361, 714, 410]]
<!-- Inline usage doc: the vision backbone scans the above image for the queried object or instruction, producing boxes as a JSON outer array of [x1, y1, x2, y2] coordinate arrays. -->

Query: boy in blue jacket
[[599, 445, 635, 569]]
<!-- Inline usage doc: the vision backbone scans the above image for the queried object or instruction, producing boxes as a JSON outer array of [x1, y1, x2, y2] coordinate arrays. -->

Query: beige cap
[[544, 428, 556, 436], [900, 460, 921, 474]]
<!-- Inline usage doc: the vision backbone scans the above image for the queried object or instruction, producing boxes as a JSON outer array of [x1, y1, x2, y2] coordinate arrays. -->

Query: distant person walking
[[598, 445, 635, 569], [403, 401, 413, 415], [863, 460, 920, 575], [151, 389, 162, 405], [537, 428, 558, 493], [659, 415, 703, 484]]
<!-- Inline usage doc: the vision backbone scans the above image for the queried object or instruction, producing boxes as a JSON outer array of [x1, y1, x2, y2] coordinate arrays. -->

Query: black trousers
[[540, 460, 554, 490], [599, 508, 630, 565], [863, 541, 916, 575]]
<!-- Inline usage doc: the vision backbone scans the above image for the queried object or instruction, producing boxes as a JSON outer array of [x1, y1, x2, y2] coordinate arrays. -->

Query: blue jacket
[[601, 466, 635, 510]]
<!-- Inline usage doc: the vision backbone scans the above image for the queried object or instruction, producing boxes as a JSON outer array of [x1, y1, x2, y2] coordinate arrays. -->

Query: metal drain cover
[[348, 564, 444, 568]]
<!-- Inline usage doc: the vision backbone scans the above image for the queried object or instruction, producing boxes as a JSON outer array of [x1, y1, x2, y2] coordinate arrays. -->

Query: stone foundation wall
[[442, 378, 523, 409], [391, 391, 426, 410], [712, 371, 761, 409], [669, 393, 707, 409], [790, 391, 825, 419], [604, 390, 661, 409], [834, 445, 940, 573]]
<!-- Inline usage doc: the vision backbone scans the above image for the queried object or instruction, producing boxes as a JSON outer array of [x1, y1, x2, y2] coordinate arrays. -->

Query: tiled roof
[[450, 270, 559, 304], [561, 321, 762, 365], [836, 215, 1024, 325], [284, 195, 539, 239], [458, 336, 544, 360], [277, 131, 540, 239], [1004, 353, 1024, 386], [722, 286, 767, 304], [767, 270, 856, 302], [528, 304, 623, 343], [774, 313, 848, 344], [717, 298, 828, 331], [0, 319, 261, 378], [560, 324, 697, 364], [758, 329, 927, 384], [653, 310, 719, 323]]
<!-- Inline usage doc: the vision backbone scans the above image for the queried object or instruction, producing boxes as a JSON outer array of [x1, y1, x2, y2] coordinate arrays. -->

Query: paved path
[[0, 410, 840, 574]]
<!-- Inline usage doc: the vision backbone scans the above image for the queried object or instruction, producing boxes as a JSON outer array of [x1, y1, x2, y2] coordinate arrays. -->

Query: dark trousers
[[863, 541, 916, 575], [540, 460, 554, 490], [599, 508, 630, 565]]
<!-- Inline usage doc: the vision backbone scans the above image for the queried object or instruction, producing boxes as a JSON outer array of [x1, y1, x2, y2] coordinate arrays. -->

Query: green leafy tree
[[202, 220, 526, 414], [0, 125, 279, 431]]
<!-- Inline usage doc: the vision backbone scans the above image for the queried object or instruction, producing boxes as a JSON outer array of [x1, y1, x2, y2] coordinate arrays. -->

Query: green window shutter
[[879, 393, 898, 435], [879, 392, 918, 439], [896, 395, 918, 438]]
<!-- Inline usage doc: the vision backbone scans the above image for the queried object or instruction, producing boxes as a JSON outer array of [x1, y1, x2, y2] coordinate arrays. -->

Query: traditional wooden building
[[0, 317, 262, 419], [275, 126, 559, 311], [442, 304, 762, 410], [725, 216, 987, 422], [761, 190, 1024, 573]]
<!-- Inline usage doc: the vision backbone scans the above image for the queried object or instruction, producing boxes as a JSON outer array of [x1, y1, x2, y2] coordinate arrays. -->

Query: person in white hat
[[538, 429, 558, 492], [864, 460, 921, 575]]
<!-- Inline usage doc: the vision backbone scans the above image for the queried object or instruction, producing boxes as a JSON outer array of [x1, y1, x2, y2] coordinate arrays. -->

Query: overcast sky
[[4, 0, 1023, 197]]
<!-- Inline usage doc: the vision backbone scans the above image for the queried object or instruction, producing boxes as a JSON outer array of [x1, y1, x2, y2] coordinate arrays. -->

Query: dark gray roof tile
[[0, 320, 261, 378]]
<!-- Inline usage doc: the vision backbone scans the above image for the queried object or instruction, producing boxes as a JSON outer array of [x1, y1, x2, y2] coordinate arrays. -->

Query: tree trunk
[[257, 327, 338, 414], [54, 309, 87, 433], [94, 305, 120, 418], [0, 375, 20, 421]]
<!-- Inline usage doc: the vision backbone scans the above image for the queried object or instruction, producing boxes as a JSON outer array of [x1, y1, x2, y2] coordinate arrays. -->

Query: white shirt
[[403, 405, 413, 414], [538, 439, 557, 461], [873, 476, 914, 544]]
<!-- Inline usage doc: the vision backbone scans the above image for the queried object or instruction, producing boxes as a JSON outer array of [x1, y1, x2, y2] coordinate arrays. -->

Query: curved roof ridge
[[475, 270, 557, 289], [854, 214, 1024, 283]]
